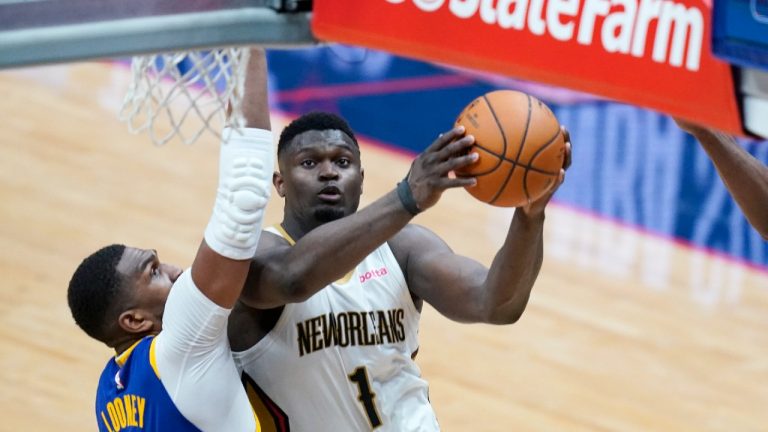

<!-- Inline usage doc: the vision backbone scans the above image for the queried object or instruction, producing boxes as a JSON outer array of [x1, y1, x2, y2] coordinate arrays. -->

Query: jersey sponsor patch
[[358, 266, 388, 284]]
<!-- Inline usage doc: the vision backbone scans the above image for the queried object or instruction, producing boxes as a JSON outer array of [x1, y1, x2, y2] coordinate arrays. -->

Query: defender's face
[[276, 129, 363, 223], [116, 247, 183, 331]]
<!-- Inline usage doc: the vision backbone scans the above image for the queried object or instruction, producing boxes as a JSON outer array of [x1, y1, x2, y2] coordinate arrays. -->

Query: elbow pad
[[204, 127, 274, 260]]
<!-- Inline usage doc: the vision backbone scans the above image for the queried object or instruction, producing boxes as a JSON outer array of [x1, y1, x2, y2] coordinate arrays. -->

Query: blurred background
[[1, 1, 767, 430]]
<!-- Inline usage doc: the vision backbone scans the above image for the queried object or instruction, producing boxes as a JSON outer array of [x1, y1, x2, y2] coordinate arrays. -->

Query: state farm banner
[[312, 0, 744, 135]]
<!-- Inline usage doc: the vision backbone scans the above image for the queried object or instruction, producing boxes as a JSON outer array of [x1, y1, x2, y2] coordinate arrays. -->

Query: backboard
[[712, 0, 768, 137], [0, 0, 315, 68], [713, 0, 768, 69]]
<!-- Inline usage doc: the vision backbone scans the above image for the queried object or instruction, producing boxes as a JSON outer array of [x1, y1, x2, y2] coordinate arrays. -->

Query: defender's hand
[[406, 126, 478, 212]]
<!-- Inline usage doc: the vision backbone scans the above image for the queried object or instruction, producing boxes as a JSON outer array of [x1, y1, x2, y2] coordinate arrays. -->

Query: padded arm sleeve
[[204, 127, 274, 260]]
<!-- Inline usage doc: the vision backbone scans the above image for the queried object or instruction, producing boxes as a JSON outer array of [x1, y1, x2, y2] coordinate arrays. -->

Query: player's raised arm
[[190, 48, 274, 308], [392, 92, 571, 324], [68, 48, 274, 432], [675, 118, 768, 240], [390, 127, 572, 324]]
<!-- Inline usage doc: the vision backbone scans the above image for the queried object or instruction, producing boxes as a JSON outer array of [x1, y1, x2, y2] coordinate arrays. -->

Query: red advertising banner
[[312, 0, 744, 135]]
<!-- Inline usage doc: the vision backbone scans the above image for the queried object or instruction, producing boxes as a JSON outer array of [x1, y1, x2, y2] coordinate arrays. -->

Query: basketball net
[[119, 48, 249, 146]]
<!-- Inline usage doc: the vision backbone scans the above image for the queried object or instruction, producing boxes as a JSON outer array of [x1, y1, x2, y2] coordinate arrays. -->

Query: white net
[[119, 48, 249, 146]]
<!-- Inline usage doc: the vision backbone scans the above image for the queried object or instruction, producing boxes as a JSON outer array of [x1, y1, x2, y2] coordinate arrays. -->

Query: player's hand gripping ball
[[454, 90, 566, 207]]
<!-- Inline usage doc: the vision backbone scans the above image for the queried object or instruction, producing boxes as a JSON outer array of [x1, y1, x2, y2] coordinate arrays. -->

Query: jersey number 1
[[348, 366, 382, 428]]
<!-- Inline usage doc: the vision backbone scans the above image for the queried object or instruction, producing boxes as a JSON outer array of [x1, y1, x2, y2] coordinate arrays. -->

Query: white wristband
[[204, 127, 274, 260]]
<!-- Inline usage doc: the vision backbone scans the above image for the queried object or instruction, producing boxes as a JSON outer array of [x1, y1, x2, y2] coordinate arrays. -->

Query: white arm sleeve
[[204, 127, 274, 260], [155, 270, 256, 432]]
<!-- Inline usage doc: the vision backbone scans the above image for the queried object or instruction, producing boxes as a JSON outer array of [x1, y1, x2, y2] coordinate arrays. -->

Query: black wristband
[[396, 177, 421, 216]]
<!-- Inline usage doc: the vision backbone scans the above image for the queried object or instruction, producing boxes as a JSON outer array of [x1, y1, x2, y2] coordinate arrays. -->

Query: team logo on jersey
[[296, 309, 406, 356], [114, 371, 124, 390]]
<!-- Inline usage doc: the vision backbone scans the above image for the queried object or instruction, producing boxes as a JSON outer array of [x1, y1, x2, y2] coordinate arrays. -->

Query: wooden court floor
[[0, 62, 766, 431]]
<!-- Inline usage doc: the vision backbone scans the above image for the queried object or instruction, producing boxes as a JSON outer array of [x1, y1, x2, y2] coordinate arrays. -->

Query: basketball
[[454, 90, 566, 207]]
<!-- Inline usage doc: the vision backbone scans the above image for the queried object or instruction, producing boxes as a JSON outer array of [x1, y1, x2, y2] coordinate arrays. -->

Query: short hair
[[67, 244, 127, 343], [277, 111, 358, 157]]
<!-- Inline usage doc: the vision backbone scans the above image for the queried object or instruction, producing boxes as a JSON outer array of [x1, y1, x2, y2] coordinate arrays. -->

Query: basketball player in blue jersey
[[67, 48, 273, 432], [676, 118, 768, 240], [228, 111, 572, 430]]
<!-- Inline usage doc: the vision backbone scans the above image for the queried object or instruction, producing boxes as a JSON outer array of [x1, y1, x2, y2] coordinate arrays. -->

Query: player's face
[[116, 247, 183, 331], [276, 129, 363, 224]]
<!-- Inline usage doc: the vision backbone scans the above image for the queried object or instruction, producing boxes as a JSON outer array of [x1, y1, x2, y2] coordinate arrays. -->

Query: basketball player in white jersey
[[228, 111, 571, 431], [676, 118, 768, 240]]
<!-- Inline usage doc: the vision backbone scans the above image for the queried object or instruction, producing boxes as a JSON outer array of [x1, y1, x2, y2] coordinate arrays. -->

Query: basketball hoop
[[119, 47, 249, 146]]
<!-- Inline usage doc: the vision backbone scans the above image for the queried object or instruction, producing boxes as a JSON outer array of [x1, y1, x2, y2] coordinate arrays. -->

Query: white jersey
[[155, 270, 259, 431], [232, 226, 439, 432]]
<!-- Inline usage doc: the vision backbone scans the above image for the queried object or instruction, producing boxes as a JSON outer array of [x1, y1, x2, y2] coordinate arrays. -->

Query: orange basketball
[[455, 90, 566, 207]]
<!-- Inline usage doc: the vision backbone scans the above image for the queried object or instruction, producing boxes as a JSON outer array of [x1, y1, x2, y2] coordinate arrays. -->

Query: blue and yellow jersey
[[95, 336, 200, 432]]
